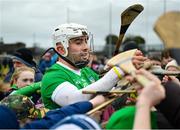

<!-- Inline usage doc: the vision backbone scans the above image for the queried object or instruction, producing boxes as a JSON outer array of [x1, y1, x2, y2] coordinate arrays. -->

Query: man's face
[[13, 59, 26, 68], [67, 36, 90, 64], [166, 66, 179, 71]]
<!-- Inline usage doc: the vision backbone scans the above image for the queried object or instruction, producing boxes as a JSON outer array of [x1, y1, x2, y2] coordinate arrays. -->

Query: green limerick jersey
[[41, 63, 99, 109]]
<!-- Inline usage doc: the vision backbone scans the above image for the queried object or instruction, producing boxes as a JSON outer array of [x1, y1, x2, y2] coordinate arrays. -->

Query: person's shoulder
[[41, 64, 69, 88], [43, 63, 68, 77], [49, 63, 65, 70], [82, 66, 93, 71], [83, 67, 98, 74]]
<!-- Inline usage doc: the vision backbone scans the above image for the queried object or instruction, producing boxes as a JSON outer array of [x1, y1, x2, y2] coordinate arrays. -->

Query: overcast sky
[[0, 0, 180, 51]]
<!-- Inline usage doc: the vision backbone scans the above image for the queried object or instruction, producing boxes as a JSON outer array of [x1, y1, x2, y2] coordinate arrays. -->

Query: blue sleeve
[[22, 101, 93, 129], [35, 69, 43, 82]]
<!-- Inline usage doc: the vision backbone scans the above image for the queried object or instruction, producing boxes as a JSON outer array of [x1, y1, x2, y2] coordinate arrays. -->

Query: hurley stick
[[86, 85, 135, 115], [154, 11, 180, 64], [108, 49, 151, 86], [86, 96, 118, 115], [86, 5, 145, 115], [82, 90, 136, 95], [114, 4, 144, 55]]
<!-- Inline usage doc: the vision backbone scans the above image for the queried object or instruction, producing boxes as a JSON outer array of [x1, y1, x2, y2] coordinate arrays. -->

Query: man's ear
[[56, 43, 66, 55]]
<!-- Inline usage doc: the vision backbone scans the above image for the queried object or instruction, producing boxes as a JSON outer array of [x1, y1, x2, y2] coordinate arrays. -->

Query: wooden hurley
[[86, 50, 150, 115], [107, 49, 152, 86], [86, 96, 119, 115], [154, 11, 180, 64], [114, 4, 144, 55], [154, 11, 180, 49], [82, 90, 136, 94], [150, 67, 180, 76], [86, 86, 135, 115]]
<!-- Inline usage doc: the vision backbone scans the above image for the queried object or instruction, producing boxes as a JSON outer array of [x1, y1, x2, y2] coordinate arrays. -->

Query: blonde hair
[[10, 66, 35, 85]]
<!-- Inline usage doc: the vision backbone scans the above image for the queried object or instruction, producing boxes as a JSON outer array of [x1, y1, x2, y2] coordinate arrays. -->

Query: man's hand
[[162, 75, 180, 86], [135, 69, 166, 107], [132, 50, 147, 69], [89, 95, 107, 108]]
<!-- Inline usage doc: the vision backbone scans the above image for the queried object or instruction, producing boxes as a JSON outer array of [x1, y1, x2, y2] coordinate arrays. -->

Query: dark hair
[[12, 48, 36, 67], [161, 49, 171, 59], [149, 55, 161, 62], [123, 41, 139, 52]]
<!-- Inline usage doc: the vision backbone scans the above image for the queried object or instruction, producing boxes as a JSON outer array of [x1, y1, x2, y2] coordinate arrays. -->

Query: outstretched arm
[[51, 67, 124, 106], [133, 69, 165, 129], [23, 95, 105, 129]]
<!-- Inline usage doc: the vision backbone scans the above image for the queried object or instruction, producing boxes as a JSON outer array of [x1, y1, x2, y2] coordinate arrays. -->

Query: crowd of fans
[[0, 23, 180, 129]]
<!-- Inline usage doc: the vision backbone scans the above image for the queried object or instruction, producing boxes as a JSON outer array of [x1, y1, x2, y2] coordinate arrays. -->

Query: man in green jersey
[[41, 23, 146, 109]]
